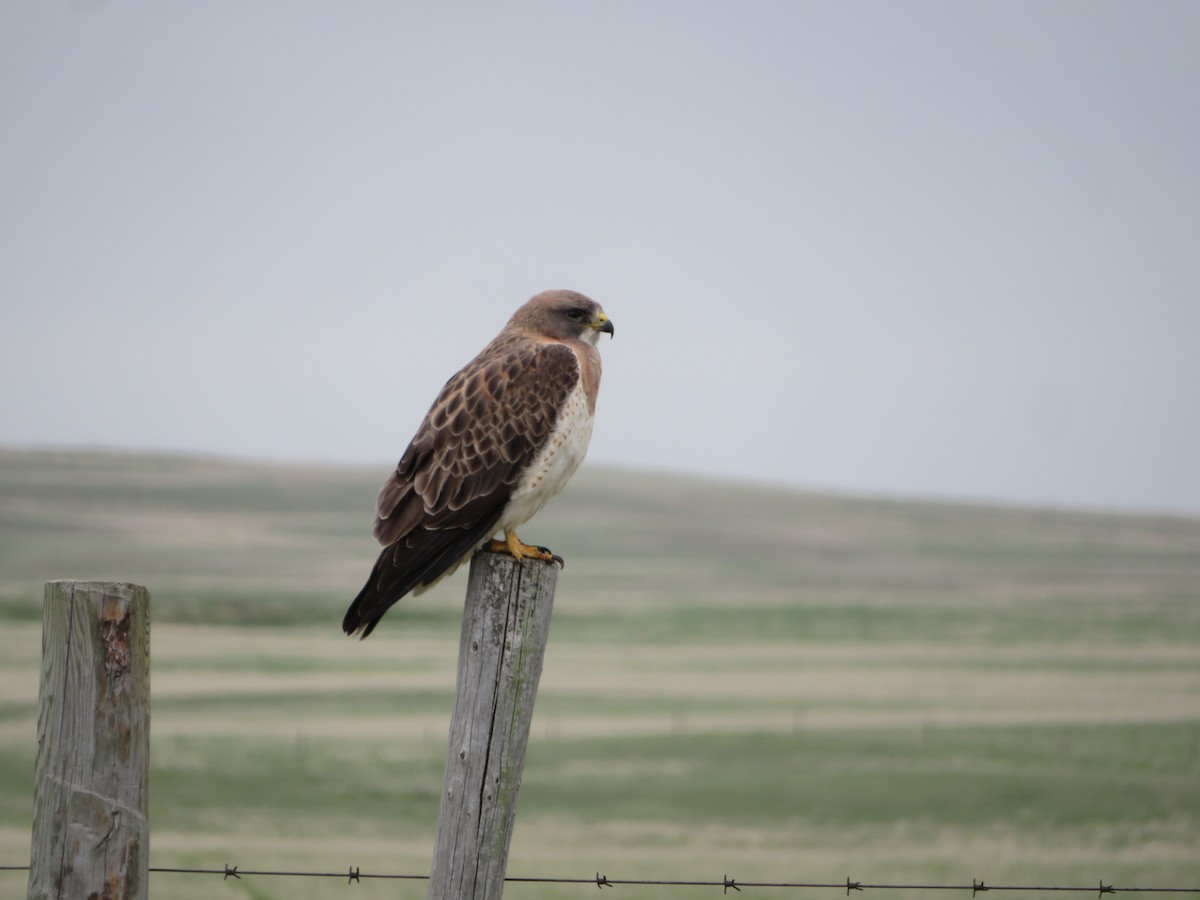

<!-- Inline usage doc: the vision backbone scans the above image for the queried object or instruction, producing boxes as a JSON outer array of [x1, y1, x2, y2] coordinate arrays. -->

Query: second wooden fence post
[[28, 580, 150, 900], [427, 551, 559, 900]]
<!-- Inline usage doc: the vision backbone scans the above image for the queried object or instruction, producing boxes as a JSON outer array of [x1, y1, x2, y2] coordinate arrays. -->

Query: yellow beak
[[590, 312, 615, 337]]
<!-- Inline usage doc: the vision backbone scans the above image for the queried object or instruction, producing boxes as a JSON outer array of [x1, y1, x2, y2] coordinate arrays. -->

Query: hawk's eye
[[566, 308, 585, 320]]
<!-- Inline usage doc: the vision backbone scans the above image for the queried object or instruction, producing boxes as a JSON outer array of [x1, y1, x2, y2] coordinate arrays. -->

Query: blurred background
[[2, 3, 1199, 898], [2, 0, 1199, 513]]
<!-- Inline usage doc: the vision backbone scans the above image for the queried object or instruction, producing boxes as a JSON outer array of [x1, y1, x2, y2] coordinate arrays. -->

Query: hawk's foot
[[486, 531, 565, 568]]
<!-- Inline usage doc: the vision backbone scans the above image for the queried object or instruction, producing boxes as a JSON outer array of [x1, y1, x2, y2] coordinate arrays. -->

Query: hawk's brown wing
[[342, 338, 580, 637]]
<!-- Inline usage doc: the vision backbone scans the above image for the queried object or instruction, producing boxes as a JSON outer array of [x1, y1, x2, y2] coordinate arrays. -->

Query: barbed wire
[[2, 863, 1197, 894]]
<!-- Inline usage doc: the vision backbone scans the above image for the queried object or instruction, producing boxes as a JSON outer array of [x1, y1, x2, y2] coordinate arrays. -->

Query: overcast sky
[[3, 1, 1198, 514]]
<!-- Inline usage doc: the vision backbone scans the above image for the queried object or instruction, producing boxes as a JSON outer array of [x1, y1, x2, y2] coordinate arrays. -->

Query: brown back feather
[[373, 334, 580, 546]]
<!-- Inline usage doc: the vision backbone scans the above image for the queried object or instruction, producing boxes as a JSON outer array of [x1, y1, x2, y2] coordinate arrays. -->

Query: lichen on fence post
[[426, 551, 558, 900], [28, 581, 151, 900]]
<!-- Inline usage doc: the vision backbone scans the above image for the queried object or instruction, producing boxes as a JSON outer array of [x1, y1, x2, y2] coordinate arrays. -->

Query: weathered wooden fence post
[[28, 581, 150, 900], [427, 551, 558, 900]]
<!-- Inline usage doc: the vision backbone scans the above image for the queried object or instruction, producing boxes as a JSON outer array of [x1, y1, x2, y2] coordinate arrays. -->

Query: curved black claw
[[535, 546, 565, 569]]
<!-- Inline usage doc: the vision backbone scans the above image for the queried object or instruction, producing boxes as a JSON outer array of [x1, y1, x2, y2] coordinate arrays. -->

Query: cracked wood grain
[[427, 553, 558, 900], [28, 581, 150, 900]]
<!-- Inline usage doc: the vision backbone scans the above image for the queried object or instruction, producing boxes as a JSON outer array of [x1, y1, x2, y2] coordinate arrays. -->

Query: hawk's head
[[512, 290, 614, 345]]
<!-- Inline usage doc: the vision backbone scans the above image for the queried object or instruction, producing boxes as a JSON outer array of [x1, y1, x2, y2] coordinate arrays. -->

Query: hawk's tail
[[342, 517, 500, 638]]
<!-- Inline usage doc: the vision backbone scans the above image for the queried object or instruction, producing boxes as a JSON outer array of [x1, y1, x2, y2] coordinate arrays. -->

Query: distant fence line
[[3, 864, 1198, 894]]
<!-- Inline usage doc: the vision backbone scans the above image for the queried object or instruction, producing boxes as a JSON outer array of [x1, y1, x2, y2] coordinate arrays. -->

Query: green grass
[[7, 718, 1194, 897], [1, 447, 1198, 898], [521, 724, 1200, 828]]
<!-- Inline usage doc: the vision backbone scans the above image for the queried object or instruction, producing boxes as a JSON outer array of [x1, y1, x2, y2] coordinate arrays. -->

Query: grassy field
[[1, 447, 1198, 898]]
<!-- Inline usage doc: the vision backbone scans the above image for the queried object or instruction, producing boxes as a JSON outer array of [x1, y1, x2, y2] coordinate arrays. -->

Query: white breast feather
[[500, 377, 594, 534]]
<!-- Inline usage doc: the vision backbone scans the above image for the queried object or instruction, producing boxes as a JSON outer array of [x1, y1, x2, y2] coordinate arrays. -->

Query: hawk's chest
[[502, 378, 595, 529]]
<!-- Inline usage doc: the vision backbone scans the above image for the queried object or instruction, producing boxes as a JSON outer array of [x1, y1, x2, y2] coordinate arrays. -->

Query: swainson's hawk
[[342, 289, 614, 637]]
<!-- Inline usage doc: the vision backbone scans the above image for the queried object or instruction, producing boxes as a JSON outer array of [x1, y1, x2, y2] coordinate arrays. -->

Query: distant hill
[[2, 446, 1198, 644]]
